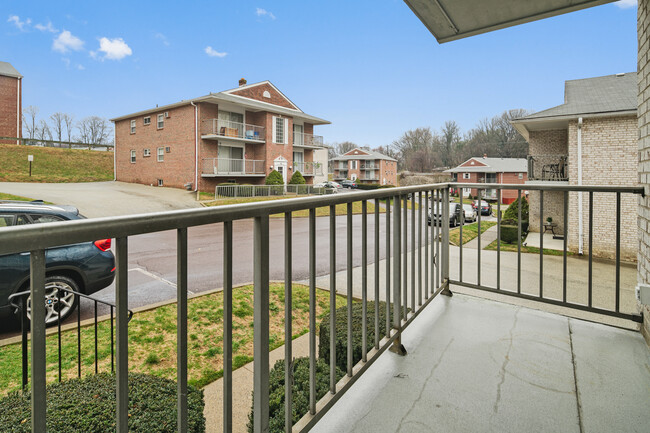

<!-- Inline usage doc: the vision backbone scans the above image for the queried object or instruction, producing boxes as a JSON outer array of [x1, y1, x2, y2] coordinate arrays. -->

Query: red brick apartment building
[[0, 62, 22, 144], [111, 79, 330, 192], [445, 156, 528, 204], [331, 148, 398, 185]]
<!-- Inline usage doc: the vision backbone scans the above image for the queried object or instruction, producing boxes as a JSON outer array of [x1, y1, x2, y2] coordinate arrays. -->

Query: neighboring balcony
[[333, 170, 348, 180], [527, 154, 568, 181], [201, 119, 265, 143], [293, 161, 323, 176], [293, 132, 324, 148], [201, 158, 266, 177], [360, 162, 376, 170], [359, 172, 378, 181]]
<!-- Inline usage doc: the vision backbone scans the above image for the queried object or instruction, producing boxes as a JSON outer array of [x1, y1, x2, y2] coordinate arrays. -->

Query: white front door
[[274, 157, 288, 183]]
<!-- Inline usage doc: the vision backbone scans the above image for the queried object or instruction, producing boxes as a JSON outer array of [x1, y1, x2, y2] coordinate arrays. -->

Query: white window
[[157, 179, 163, 187], [350, 160, 358, 170], [143, 148, 151, 157], [143, 116, 151, 126], [157, 147, 164, 162], [130, 150, 136, 163], [157, 114, 164, 129], [293, 124, 304, 145], [462, 173, 470, 179], [518, 173, 524, 179], [272, 116, 287, 144], [130, 120, 136, 134]]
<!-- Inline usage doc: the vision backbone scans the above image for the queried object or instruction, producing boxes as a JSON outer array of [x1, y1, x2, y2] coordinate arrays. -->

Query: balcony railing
[[201, 158, 266, 175], [293, 132, 324, 147], [333, 170, 348, 180], [202, 119, 265, 141], [527, 154, 568, 181], [1, 182, 642, 432], [360, 162, 376, 170], [293, 161, 324, 176]]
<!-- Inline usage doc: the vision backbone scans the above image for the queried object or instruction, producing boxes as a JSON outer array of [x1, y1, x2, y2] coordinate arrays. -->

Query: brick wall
[[638, 0, 650, 342], [0, 75, 20, 143], [115, 104, 196, 189], [528, 129, 568, 155], [566, 116, 637, 260], [229, 83, 297, 110]]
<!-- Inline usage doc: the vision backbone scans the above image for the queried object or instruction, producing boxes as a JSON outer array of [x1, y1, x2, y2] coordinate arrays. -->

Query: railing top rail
[[0, 182, 643, 255]]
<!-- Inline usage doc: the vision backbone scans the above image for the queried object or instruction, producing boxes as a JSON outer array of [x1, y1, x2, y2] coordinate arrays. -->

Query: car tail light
[[94, 239, 112, 251]]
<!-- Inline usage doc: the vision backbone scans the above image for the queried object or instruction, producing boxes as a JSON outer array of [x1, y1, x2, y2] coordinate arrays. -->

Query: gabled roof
[[510, 72, 637, 139], [445, 157, 527, 173], [221, 81, 301, 111], [331, 148, 397, 162], [404, 0, 615, 44], [0, 61, 22, 78]]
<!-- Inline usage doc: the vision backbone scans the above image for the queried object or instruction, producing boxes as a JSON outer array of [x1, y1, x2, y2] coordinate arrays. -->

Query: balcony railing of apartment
[[293, 132, 324, 147], [2, 182, 642, 432], [201, 119, 265, 141], [201, 158, 266, 176], [527, 154, 568, 181], [333, 170, 348, 180], [294, 161, 324, 176], [359, 174, 379, 181], [360, 162, 376, 170], [215, 184, 331, 199]]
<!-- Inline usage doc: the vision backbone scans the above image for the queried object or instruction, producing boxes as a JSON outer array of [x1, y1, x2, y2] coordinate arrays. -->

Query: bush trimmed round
[[0, 373, 205, 433], [288, 171, 306, 185], [265, 170, 284, 185], [247, 357, 344, 433]]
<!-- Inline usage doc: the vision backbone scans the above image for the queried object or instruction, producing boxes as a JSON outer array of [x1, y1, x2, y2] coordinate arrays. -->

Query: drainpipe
[[577, 117, 583, 255], [190, 101, 198, 197], [17, 78, 21, 145], [113, 126, 116, 181]]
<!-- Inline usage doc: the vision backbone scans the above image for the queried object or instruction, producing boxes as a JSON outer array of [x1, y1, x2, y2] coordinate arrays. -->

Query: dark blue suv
[[0, 201, 115, 325]]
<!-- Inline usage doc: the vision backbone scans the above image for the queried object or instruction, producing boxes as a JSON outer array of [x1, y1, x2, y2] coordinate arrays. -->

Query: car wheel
[[26, 275, 79, 326]]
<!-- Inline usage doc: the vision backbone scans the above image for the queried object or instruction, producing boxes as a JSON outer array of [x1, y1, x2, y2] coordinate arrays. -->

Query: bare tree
[[439, 120, 462, 167], [36, 119, 52, 144], [328, 141, 358, 159], [63, 113, 75, 144], [50, 112, 65, 146], [22, 105, 39, 140], [77, 116, 112, 147], [391, 127, 441, 172]]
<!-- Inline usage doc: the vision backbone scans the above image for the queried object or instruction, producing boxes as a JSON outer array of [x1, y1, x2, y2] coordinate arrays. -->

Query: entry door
[[274, 159, 288, 183]]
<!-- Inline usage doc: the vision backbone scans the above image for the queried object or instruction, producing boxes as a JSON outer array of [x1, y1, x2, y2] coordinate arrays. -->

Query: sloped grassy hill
[[0, 144, 114, 182]]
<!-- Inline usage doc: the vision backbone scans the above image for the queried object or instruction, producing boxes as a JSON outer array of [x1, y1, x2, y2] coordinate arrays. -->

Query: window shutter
[[272, 117, 277, 143], [284, 119, 288, 144]]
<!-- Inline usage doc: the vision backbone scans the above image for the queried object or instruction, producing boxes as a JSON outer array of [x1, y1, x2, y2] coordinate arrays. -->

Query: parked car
[[314, 181, 342, 192], [472, 200, 492, 216], [0, 201, 116, 325], [341, 180, 358, 189], [428, 202, 464, 227], [462, 203, 477, 222]]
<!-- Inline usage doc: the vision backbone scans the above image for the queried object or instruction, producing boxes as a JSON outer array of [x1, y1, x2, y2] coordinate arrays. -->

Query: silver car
[[462, 204, 477, 222]]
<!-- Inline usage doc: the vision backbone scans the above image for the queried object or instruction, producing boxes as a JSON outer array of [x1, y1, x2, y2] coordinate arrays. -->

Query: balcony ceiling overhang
[[511, 109, 636, 140], [404, 0, 616, 43]]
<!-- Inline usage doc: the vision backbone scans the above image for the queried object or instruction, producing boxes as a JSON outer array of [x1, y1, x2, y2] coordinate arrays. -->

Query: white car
[[313, 181, 341, 192], [462, 204, 477, 222]]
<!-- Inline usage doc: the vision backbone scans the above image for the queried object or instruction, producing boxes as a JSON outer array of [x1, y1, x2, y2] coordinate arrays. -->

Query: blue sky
[[1, 0, 638, 147]]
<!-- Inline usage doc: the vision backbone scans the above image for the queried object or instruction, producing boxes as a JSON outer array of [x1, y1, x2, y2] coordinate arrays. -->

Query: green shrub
[[288, 171, 306, 185], [247, 357, 344, 433], [503, 197, 529, 223], [356, 183, 382, 190], [0, 373, 205, 432], [318, 301, 403, 373], [500, 218, 519, 244], [265, 170, 284, 185]]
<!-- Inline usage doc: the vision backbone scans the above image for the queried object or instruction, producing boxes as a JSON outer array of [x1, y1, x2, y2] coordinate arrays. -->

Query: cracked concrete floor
[[311, 293, 650, 433]]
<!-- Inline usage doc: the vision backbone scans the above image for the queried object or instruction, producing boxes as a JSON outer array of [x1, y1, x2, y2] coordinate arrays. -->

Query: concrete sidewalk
[[464, 224, 498, 249]]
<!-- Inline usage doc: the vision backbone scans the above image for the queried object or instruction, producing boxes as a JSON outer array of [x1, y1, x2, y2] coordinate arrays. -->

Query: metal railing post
[[391, 195, 406, 355], [253, 216, 270, 433], [30, 249, 46, 433], [177, 228, 189, 433], [115, 237, 129, 433], [441, 188, 451, 296], [222, 223, 233, 432]]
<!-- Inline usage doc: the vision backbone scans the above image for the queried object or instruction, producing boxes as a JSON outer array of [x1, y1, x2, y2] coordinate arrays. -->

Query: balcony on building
[[201, 119, 266, 143], [293, 132, 324, 149], [200, 158, 266, 177], [527, 154, 569, 184], [293, 161, 323, 177]]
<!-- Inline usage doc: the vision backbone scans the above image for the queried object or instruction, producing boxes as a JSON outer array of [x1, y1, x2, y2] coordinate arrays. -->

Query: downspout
[[113, 126, 116, 181], [577, 117, 583, 255], [190, 101, 199, 197], [17, 78, 21, 145]]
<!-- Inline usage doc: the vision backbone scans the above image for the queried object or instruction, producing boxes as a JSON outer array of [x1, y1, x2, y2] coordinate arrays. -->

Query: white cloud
[[155, 32, 170, 46], [616, 0, 637, 8], [97, 37, 132, 60], [205, 46, 227, 58], [7, 15, 31, 31], [52, 30, 84, 53], [35, 21, 57, 33], [256, 8, 276, 20]]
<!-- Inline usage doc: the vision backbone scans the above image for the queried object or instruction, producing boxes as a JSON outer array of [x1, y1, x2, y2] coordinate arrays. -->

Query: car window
[[29, 214, 65, 224], [0, 214, 15, 227], [15, 215, 30, 225]]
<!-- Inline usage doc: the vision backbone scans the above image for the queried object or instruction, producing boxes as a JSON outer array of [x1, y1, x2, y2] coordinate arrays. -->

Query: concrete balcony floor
[[311, 293, 650, 433]]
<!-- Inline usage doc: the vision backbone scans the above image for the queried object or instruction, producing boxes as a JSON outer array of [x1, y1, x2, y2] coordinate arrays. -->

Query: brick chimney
[[239, 78, 247, 87]]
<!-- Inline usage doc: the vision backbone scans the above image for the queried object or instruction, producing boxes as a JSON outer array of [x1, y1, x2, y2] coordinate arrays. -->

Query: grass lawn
[[0, 283, 347, 395], [0, 144, 113, 182], [485, 239, 573, 256], [449, 221, 497, 246]]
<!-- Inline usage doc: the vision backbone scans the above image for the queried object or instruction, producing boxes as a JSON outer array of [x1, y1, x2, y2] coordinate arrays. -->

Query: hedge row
[[356, 183, 396, 190], [0, 373, 205, 432]]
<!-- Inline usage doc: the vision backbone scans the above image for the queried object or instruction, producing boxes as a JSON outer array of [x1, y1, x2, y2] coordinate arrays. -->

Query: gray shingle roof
[[0, 61, 22, 78], [518, 72, 636, 120], [445, 157, 527, 173], [331, 148, 397, 162]]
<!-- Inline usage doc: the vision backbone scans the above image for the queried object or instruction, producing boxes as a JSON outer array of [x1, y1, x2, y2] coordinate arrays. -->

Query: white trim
[[157, 147, 164, 162], [130, 150, 136, 163], [222, 80, 302, 111], [157, 114, 164, 129]]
